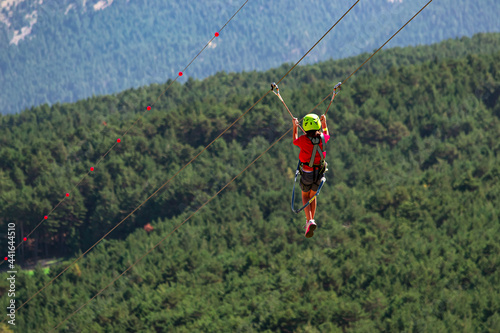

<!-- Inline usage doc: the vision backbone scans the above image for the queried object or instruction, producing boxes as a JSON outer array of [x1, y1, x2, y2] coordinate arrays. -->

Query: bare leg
[[301, 190, 317, 221], [309, 190, 317, 219], [302, 191, 312, 221], [302, 189, 318, 238]]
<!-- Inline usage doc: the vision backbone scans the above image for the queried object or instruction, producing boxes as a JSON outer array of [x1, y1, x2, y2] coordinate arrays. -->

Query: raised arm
[[320, 115, 329, 136], [292, 118, 299, 140]]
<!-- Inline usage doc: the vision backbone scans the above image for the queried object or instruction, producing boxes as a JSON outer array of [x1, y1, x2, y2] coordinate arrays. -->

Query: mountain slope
[[1, 33, 500, 260], [1, 0, 500, 114], [0, 34, 499, 331]]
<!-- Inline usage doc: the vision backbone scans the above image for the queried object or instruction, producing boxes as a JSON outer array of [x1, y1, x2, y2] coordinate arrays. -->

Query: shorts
[[300, 170, 324, 192]]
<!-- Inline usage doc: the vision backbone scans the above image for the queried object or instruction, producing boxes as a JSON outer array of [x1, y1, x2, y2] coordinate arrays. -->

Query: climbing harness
[[291, 161, 327, 214], [290, 133, 329, 214], [308, 133, 327, 168]]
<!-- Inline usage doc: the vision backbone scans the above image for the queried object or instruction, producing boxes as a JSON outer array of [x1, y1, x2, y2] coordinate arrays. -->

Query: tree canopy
[[0, 33, 499, 332]]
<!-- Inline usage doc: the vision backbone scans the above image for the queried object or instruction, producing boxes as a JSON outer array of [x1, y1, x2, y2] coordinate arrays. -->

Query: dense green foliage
[[1, 0, 500, 114], [1, 34, 500, 331]]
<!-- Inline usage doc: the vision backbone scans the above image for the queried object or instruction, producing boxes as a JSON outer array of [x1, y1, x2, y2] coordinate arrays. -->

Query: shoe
[[304, 219, 317, 238]]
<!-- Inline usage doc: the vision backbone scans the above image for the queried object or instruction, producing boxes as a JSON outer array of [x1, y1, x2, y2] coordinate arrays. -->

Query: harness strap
[[291, 161, 327, 214], [308, 133, 327, 167]]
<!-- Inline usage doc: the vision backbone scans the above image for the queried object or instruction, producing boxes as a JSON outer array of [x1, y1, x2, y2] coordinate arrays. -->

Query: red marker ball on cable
[[117, 138, 121, 143], [215, 32, 219, 37], [147, 106, 151, 111], [44, 216, 48, 220], [90, 167, 94, 172], [4, 257, 7, 261], [178, 72, 183, 76], [23, 237, 27, 241], [66, 193, 70, 197]]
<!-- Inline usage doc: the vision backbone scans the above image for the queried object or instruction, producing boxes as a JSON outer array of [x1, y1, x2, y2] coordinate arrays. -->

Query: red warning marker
[[90, 167, 94, 172], [117, 138, 121, 143], [178, 72, 183, 76], [66, 193, 70, 197], [4, 257, 7, 261], [214, 32, 219, 37], [23, 237, 27, 241], [44, 216, 48, 220], [147, 106, 151, 111]]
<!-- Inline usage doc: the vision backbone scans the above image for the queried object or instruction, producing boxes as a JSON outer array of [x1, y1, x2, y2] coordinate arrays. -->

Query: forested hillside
[[1, 34, 500, 332], [1, 0, 500, 114]]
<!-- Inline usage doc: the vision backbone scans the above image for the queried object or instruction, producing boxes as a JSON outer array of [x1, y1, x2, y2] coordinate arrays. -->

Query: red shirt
[[293, 134, 330, 171]]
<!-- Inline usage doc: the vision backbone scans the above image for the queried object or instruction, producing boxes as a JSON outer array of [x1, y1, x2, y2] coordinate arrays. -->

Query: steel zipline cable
[[323, 0, 434, 116], [4, 1, 363, 326], [50, 127, 295, 332], [148, 0, 250, 110], [50, 1, 433, 330], [1, 0, 251, 264]]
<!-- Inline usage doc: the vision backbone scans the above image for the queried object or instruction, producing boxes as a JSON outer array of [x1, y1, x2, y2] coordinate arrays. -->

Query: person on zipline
[[292, 113, 330, 238]]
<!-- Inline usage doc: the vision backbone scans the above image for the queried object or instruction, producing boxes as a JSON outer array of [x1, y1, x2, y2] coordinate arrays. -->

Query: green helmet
[[302, 114, 321, 131]]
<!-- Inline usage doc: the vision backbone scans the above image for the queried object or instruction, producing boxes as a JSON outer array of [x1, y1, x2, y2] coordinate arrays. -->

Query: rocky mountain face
[[1, 0, 499, 114], [1, 0, 115, 44]]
